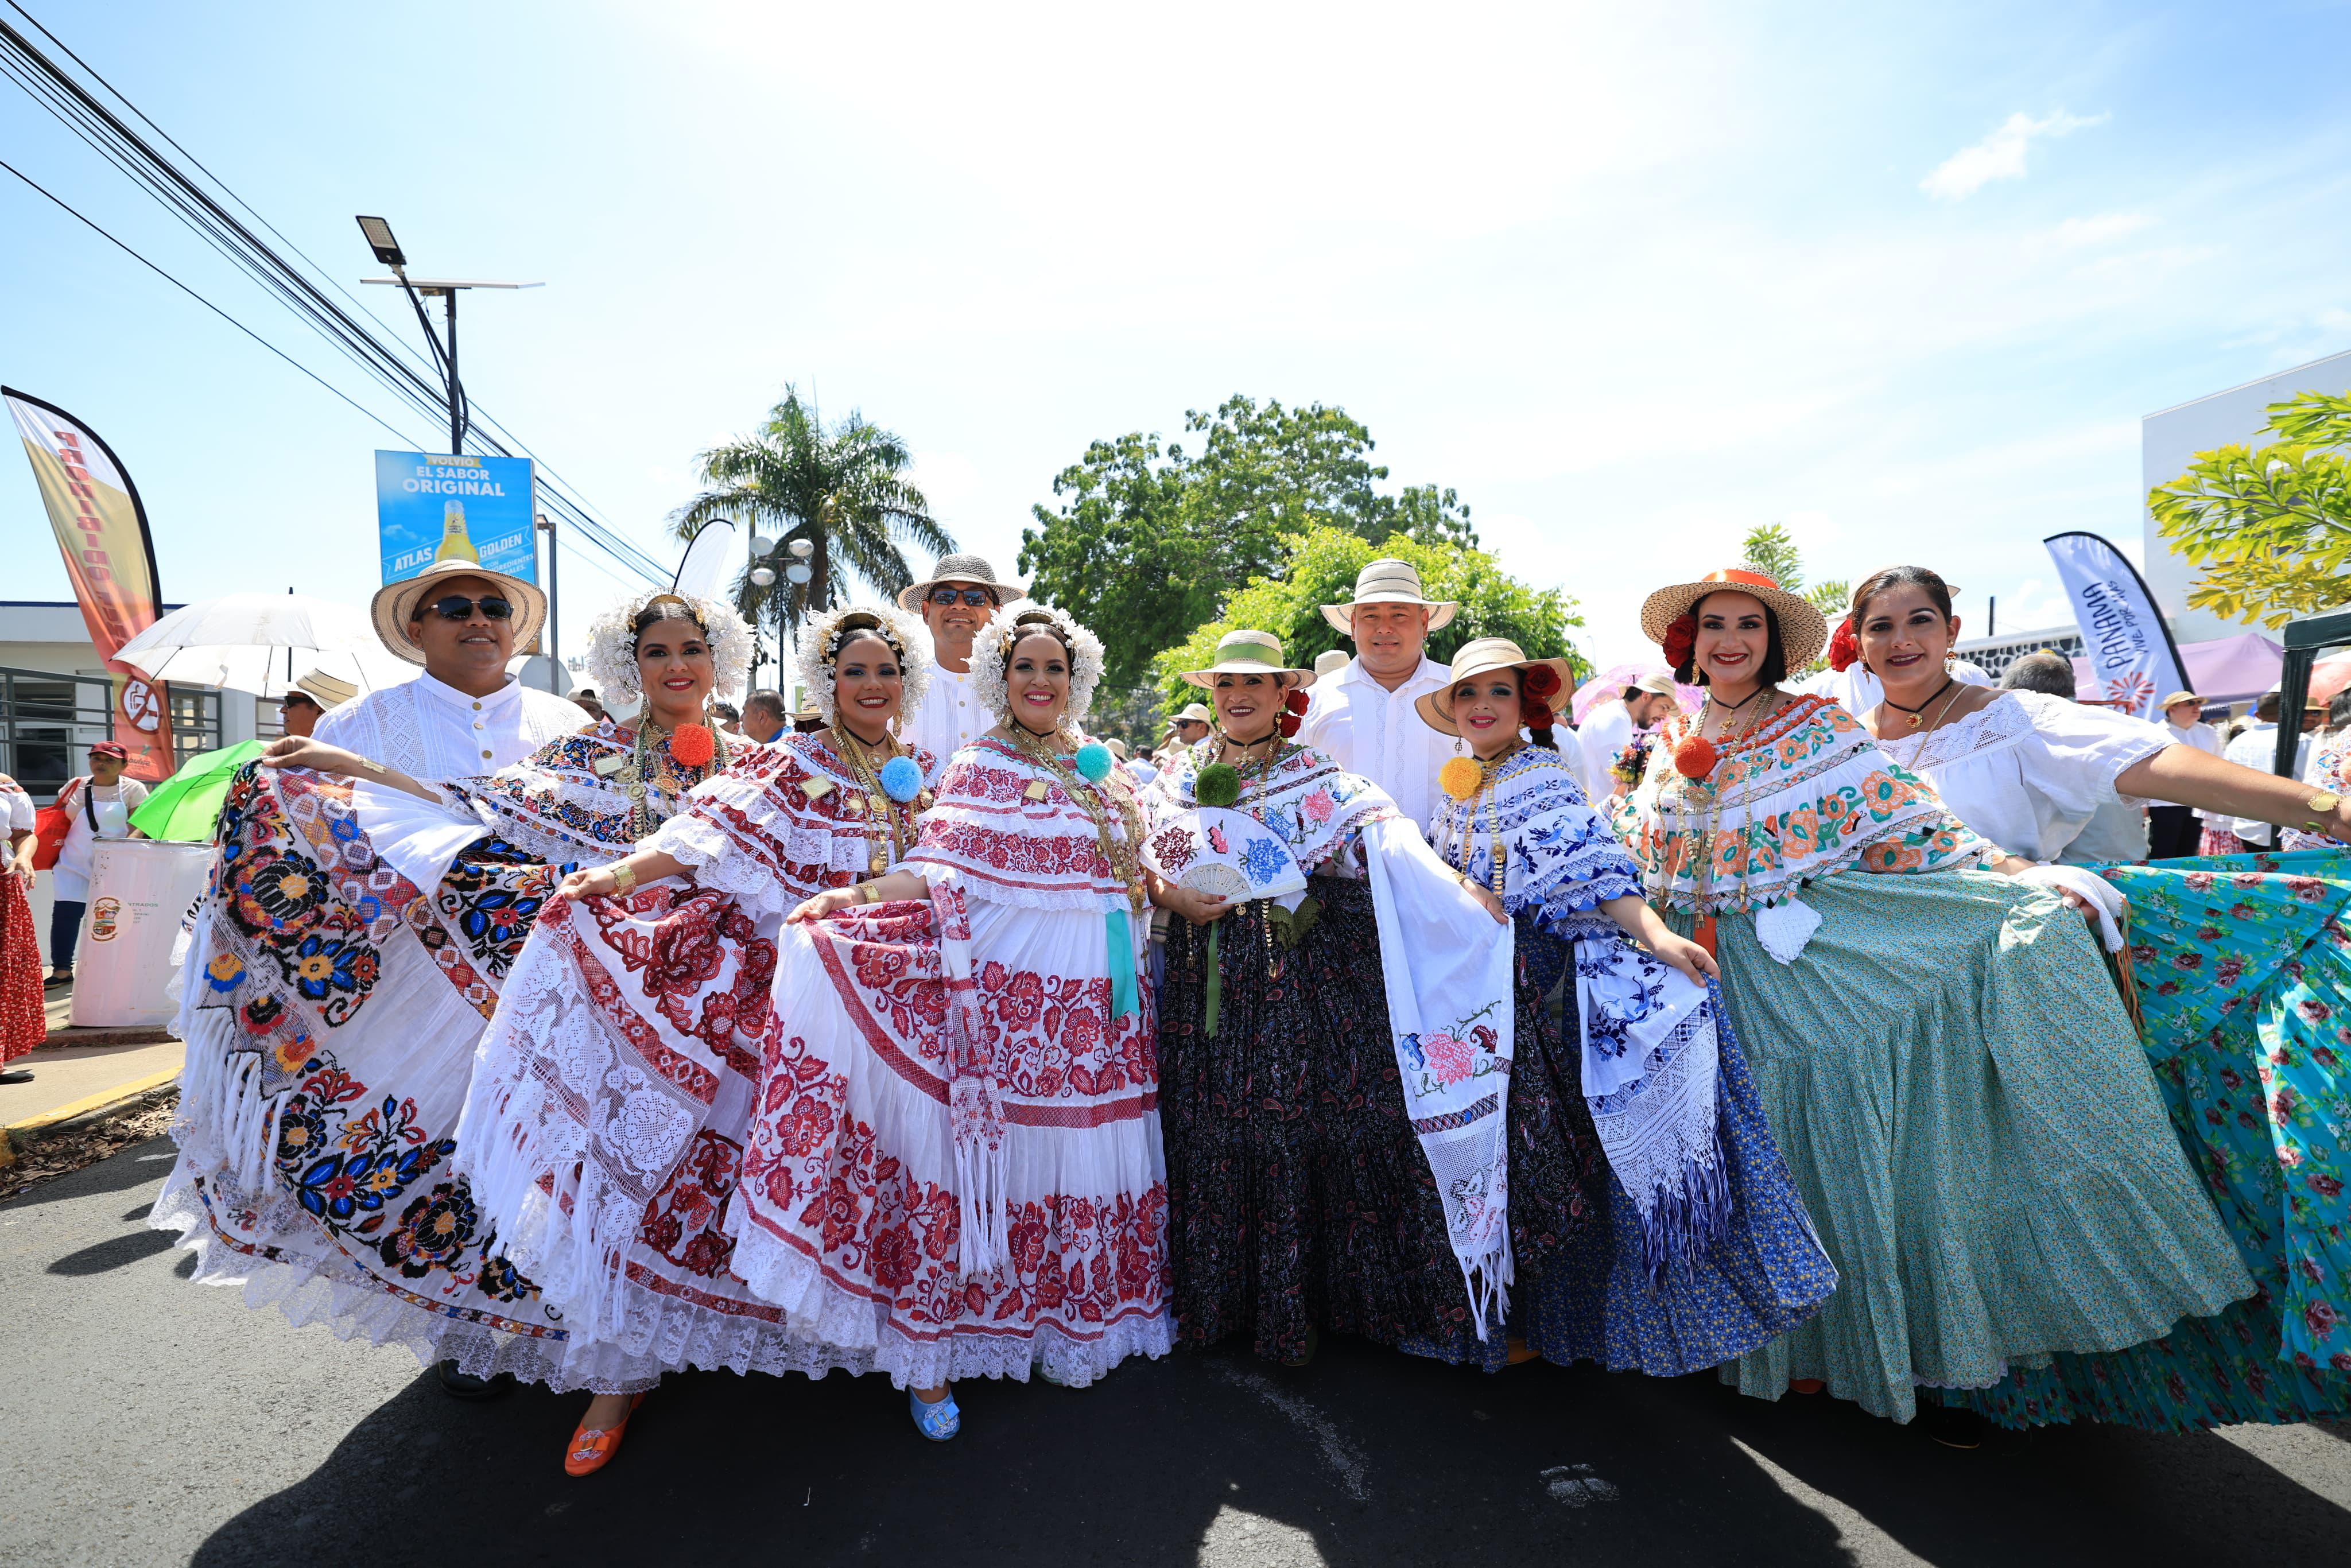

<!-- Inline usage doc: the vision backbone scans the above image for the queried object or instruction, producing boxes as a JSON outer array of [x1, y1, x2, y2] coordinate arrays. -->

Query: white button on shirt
[[906, 663, 988, 767], [1295, 654, 1454, 829], [314, 670, 588, 782]]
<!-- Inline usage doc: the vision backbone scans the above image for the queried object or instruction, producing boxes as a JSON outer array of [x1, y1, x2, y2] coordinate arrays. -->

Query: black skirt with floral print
[[1155, 876, 1605, 1362]]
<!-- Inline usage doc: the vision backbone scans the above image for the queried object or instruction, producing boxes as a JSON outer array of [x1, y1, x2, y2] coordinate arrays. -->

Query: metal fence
[[0, 665, 223, 800]]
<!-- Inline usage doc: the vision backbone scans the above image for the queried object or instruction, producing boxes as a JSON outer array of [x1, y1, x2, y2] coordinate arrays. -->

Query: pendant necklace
[[1881, 677, 1957, 733]]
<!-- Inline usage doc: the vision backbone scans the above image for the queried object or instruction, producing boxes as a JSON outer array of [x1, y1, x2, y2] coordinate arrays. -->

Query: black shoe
[[1918, 1401, 1987, 1449], [43, 972, 71, 989], [436, 1361, 513, 1400], [0, 1068, 32, 1084]]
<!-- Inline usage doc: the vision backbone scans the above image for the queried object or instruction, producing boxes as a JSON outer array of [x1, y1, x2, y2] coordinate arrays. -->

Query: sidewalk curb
[[1, 1070, 181, 1165], [38, 1026, 176, 1051]]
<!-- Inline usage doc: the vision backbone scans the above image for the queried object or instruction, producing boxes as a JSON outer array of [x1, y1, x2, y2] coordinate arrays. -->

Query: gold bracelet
[[360, 758, 386, 777], [858, 880, 882, 905], [610, 861, 638, 896]]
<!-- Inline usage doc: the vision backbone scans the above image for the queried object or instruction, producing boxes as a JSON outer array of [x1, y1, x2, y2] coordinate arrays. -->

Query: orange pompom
[[1440, 755, 1484, 802], [669, 723, 715, 768], [1671, 733, 1718, 779]]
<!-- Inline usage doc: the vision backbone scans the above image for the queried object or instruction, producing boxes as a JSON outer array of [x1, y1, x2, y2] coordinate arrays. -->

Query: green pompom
[[1195, 763, 1242, 808]]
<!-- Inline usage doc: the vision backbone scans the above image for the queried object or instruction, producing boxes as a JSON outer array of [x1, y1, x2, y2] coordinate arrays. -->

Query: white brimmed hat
[[897, 553, 1025, 612], [2159, 689, 2203, 709], [370, 560, 547, 666], [1313, 649, 1350, 678], [1171, 703, 1213, 725], [1180, 629, 1318, 690], [1415, 637, 1576, 734], [1320, 558, 1458, 635], [288, 670, 358, 709], [1638, 568, 1828, 672]]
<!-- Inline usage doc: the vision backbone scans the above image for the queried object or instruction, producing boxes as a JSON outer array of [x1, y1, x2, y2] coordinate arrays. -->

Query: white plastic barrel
[[69, 839, 214, 1027]]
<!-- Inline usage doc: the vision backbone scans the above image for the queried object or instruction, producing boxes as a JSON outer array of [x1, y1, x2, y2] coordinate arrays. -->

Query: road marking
[[1540, 1463, 1619, 1507], [1730, 1437, 1929, 1564], [1210, 1364, 1371, 1502]]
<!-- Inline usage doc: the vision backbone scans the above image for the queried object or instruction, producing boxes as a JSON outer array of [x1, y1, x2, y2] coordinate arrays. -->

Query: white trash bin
[[68, 839, 214, 1028]]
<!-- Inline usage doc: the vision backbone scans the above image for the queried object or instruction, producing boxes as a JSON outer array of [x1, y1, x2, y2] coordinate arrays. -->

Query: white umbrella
[[114, 593, 414, 699]]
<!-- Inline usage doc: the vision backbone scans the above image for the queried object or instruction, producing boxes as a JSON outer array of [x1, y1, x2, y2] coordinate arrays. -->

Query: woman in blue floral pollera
[[1142, 630, 1602, 1369], [1415, 638, 1837, 1377], [154, 577, 767, 1439]]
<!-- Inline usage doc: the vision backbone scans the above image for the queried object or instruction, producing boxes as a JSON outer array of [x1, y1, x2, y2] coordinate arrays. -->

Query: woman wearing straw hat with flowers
[[1415, 638, 1836, 1376], [1615, 568, 2248, 1441], [1143, 629, 1600, 1367]]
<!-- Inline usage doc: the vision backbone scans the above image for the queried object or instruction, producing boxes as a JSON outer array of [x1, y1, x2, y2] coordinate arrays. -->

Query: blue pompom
[[879, 754, 925, 803], [1073, 742, 1114, 783]]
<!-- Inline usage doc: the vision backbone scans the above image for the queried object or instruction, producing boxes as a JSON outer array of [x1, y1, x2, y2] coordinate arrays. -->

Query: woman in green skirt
[[1615, 567, 2251, 1439]]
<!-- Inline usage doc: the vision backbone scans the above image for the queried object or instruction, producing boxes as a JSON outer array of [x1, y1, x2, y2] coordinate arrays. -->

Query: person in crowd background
[[1988, 649, 2151, 866], [45, 740, 147, 988], [0, 770, 39, 1083], [901, 552, 1021, 763], [315, 559, 585, 779], [1575, 672, 1678, 804], [2216, 692, 2310, 851], [740, 687, 789, 743], [570, 689, 608, 725], [2283, 688, 2351, 849], [1155, 703, 1212, 767], [711, 699, 743, 736], [1296, 558, 1457, 828], [2152, 689, 2224, 859]]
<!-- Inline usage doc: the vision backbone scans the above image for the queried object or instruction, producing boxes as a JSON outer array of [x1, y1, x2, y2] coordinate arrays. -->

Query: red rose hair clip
[[1828, 616, 1860, 673], [1661, 614, 1698, 670]]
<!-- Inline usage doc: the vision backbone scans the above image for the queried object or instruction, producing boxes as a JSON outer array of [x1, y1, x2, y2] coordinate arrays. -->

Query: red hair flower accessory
[[1828, 616, 1860, 673], [669, 723, 715, 768], [1522, 699, 1555, 731], [1278, 710, 1302, 739], [1661, 614, 1698, 671], [1284, 688, 1313, 716], [1672, 733, 1718, 779], [1520, 663, 1561, 701]]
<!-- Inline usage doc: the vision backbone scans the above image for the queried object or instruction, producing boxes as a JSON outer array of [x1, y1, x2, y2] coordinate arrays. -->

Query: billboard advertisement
[[375, 449, 536, 587]]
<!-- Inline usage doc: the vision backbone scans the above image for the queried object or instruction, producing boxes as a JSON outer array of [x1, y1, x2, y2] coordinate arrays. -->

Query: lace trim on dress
[[903, 743, 1136, 911], [1140, 740, 1398, 874], [1429, 748, 1639, 939]]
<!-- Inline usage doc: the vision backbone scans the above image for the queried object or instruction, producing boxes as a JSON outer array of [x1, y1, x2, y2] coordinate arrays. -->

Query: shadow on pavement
[[46, 1225, 179, 1276], [3, 1140, 179, 1212]]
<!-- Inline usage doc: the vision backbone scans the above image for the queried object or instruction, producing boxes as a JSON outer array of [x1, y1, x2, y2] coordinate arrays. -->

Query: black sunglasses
[[423, 595, 515, 622], [928, 586, 995, 607]]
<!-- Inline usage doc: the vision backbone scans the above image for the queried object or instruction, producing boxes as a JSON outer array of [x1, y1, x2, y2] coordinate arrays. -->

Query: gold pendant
[[592, 754, 626, 777], [867, 793, 889, 819], [1024, 780, 1051, 802], [800, 777, 835, 802], [844, 794, 867, 816]]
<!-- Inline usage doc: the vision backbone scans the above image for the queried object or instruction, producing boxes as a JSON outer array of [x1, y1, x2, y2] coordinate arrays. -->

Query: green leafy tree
[[1149, 527, 1586, 715], [1022, 395, 1479, 688], [1739, 523, 1847, 669], [671, 388, 954, 647], [2149, 389, 2351, 629]]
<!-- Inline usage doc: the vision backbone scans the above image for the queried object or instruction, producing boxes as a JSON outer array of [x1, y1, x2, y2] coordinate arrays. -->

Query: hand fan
[[1143, 806, 1307, 902]]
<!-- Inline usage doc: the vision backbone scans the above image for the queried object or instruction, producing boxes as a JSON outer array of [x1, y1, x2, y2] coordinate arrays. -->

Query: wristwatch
[[2306, 790, 2343, 833]]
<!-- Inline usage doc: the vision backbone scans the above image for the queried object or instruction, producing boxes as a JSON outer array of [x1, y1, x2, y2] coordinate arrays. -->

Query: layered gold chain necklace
[[831, 724, 926, 876], [1437, 744, 1524, 896], [616, 717, 728, 840]]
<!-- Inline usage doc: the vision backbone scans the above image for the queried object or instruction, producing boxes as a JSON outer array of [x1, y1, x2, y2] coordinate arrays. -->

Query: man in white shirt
[[2217, 693, 2311, 851], [1295, 558, 1458, 828], [2151, 689, 2224, 859], [316, 561, 586, 781], [1576, 673, 1679, 801], [45, 740, 150, 987], [899, 553, 1022, 767], [1153, 703, 1212, 767]]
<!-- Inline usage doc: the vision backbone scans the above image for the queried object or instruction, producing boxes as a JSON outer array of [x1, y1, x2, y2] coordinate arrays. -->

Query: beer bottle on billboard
[[434, 500, 480, 564]]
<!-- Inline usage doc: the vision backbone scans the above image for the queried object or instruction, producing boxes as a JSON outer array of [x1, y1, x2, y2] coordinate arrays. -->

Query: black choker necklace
[[1881, 678, 1954, 715], [1011, 716, 1061, 742], [1705, 686, 1764, 713], [1216, 727, 1277, 749]]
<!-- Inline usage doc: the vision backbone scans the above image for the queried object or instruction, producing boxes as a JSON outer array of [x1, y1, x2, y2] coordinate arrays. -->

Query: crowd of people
[[136, 541, 2351, 1475]]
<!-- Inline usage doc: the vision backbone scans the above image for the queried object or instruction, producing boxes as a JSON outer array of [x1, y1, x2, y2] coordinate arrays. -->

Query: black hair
[[999, 611, 1074, 668], [1850, 564, 1957, 626], [1675, 591, 1789, 688], [631, 599, 708, 654], [742, 688, 787, 717], [2331, 689, 2351, 731], [2256, 692, 2282, 723]]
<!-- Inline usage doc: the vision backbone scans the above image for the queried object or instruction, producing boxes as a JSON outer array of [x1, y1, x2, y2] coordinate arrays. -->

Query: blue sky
[[3, 0, 2349, 670]]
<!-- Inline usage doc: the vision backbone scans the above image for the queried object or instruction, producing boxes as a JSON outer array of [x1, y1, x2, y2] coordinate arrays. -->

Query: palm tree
[[670, 389, 955, 655]]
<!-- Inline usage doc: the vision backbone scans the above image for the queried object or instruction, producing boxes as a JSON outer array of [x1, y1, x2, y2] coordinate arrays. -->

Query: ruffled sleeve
[[2011, 689, 2172, 815], [646, 734, 908, 917]]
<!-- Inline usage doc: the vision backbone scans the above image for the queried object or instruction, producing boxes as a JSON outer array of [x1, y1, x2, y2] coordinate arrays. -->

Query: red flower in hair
[[1661, 614, 1698, 670], [1522, 700, 1555, 731], [1284, 688, 1312, 716], [1520, 664, 1561, 701], [1278, 711, 1302, 739], [669, 723, 716, 768], [1828, 616, 1860, 673]]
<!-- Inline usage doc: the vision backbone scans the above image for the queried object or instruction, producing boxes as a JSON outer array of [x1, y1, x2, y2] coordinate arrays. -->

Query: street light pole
[[537, 511, 561, 694], [355, 215, 540, 455]]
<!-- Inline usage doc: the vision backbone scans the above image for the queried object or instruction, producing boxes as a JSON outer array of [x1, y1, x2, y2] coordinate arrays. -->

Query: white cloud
[[2053, 212, 2154, 247], [1922, 111, 2109, 201]]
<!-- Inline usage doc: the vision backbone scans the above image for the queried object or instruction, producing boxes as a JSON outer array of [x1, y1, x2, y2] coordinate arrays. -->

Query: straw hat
[[370, 559, 548, 666], [1415, 638, 1577, 734], [896, 552, 1025, 612], [1313, 649, 1350, 679], [290, 670, 358, 709], [1105, 738, 1130, 760], [1320, 558, 1458, 635], [1637, 568, 1828, 672], [1181, 629, 1318, 690], [2159, 689, 2203, 711], [1171, 703, 1213, 725]]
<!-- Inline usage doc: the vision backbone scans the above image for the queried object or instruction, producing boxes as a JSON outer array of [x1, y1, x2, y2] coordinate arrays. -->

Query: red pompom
[[1522, 699, 1555, 731], [1278, 711, 1302, 739], [1661, 613, 1698, 671], [1285, 688, 1313, 715], [1520, 663, 1561, 701], [669, 723, 715, 768], [1828, 616, 1860, 673], [1672, 733, 1718, 779]]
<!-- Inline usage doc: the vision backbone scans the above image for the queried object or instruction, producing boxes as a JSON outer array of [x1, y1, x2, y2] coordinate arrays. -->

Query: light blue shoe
[[909, 1388, 960, 1441]]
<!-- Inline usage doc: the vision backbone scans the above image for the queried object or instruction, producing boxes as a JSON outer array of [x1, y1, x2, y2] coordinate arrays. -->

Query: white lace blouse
[[1874, 689, 2171, 864]]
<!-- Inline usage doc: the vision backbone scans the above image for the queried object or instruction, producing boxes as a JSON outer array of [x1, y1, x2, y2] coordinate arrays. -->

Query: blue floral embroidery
[[1239, 834, 1290, 888]]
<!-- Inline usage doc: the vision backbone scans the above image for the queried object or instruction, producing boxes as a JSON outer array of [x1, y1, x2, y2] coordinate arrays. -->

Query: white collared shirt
[[315, 669, 588, 781], [906, 662, 987, 766], [2217, 721, 2310, 844], [1296, 654, 1454, 828]]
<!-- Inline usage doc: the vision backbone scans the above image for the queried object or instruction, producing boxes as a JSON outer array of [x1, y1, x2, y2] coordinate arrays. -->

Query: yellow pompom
[[1440, 755, 1484, 802]]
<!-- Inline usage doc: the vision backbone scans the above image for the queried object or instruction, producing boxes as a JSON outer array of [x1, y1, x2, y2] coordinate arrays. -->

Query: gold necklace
[[619, 715, 727, 840], [1215, 731, 1290, 785], [831, 724, 925, 876], [1441, 743, 1523, 894], [1003, 727, 1147, 913]]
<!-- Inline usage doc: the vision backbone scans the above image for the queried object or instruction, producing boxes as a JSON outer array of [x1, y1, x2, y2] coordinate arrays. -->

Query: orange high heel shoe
[[564, 1392, 647, 1477]]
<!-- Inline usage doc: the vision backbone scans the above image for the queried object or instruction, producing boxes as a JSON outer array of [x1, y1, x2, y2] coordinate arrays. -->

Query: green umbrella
[[129, 739, 266, 842]]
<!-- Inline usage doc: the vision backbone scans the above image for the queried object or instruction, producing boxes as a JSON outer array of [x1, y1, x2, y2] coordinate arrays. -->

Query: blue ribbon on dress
[[1107, 907, 1139, 1020]]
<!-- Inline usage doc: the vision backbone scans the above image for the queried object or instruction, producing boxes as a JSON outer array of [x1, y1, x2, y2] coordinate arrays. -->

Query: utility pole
[[537, 511, 562, 694], [354, 216, 540, 455]]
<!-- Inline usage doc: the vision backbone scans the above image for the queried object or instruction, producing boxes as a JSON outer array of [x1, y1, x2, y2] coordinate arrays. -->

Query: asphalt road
[[6, 1136, 2350, 1568]]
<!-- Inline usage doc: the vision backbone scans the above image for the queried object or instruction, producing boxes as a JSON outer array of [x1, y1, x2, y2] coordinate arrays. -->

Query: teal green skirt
[[1678, 869, 2251, 1423]]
